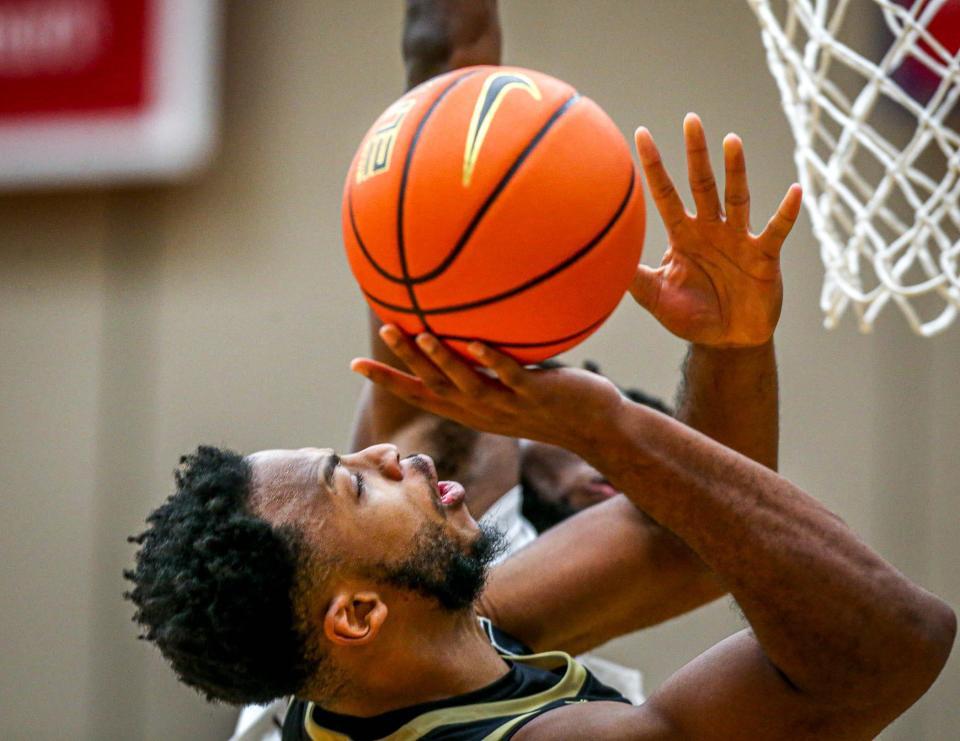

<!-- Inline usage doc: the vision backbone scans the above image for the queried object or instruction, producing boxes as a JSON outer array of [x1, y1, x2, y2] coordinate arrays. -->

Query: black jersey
[[282, 618, 630, 740]]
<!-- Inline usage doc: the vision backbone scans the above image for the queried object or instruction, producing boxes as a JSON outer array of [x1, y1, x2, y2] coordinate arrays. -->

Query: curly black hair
[[124, 446, 319, 705]]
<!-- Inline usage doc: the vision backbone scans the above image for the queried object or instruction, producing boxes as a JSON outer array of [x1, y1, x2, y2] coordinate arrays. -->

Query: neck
[[459, 435, 520, 518], [320, 607, 509, 717]]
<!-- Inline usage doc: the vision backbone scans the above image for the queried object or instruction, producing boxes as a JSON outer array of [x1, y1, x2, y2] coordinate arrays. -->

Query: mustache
[[404, 453, 435, 480], [404, 454, 445, 517]]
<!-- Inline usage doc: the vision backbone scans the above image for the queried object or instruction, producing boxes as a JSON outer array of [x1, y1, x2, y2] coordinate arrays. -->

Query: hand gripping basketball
[[351, 325, 623, 452], [631, 114, 803, 348]]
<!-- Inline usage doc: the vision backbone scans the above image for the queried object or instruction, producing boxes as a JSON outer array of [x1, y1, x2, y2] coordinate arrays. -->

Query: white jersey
[[479, 484, 538, 564]]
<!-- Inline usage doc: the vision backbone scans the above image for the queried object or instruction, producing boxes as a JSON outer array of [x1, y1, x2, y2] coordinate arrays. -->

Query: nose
[[350, 444, 402, 480]]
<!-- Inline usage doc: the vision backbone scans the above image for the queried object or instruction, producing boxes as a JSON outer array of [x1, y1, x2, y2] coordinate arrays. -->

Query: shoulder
[[510, 700, 679, 740]]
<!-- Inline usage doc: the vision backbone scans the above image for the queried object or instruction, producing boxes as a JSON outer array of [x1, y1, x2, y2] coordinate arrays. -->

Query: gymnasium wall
[[0, 2, 956, 739]]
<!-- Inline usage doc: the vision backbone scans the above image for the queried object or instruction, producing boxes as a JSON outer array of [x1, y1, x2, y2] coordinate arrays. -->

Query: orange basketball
[[342, 65, 645, 363]]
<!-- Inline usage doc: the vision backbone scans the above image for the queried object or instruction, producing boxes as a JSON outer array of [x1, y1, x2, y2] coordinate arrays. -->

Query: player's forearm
[[356, 1, 497, 448], [622, 340, 779, 611], [676, 340, 778, 470], [576, 401, 955, 706], [403, 0, 501, 90]]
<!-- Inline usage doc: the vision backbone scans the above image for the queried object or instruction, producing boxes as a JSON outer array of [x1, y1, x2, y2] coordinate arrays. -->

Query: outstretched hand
[[350, 325, 623, 452], [632, 114, 802, 347]]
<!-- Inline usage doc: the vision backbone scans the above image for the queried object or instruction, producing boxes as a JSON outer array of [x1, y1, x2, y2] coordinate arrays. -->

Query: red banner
[[0, 0, 150, 118]]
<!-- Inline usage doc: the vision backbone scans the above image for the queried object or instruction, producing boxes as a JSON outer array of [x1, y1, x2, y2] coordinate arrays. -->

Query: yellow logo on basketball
[[463, 72, 541, 187], [356, 98, 416, 184]]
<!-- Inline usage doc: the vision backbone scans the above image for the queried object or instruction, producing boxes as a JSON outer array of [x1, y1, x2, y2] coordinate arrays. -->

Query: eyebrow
[[323, 453, 340, 490]]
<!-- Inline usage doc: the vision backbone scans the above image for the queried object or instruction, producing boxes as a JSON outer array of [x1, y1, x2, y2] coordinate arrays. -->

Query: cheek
[[344, 499, 428, 560]]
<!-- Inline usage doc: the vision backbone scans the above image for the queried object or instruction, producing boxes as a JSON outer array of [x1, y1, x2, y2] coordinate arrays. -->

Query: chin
[[450, 504, 481, 537]]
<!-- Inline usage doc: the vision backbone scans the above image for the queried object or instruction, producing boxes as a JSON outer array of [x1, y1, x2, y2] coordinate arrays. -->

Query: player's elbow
[[402, 0, 500, 83], [865, 593, 956, 715], [911, 596, 956, 686]]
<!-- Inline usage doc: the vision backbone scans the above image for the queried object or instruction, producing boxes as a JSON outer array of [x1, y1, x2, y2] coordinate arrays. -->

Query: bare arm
[[351, 0, 500, 451], [545, 394, 954, 739], [675, 341, 778, 469], [632, 114, 785, 470], [353, 342, 955, 739], [403, 0, 501, 90]]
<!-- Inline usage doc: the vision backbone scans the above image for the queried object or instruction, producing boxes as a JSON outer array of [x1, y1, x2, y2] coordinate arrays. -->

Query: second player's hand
[[350, 325, 623, 452], [632, 114, 802, 348]]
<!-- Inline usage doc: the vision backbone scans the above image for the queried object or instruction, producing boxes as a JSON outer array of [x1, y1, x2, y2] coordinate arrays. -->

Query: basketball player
[[135, 1, 944, 738], [231, 0, 652, 741], [225, 1, 783, 736], [127, 29, 957, 740], [127, 228, 955, 739]]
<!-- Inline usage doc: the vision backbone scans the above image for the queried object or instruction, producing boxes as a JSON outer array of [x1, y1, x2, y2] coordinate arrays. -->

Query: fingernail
[[380, 325, 399, 343], [468, 343, 485, 356], [417, 334, 437, 351]]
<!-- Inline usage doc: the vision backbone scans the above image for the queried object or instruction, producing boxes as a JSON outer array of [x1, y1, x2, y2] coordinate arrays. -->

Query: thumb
[[629, 264, 663, 314]]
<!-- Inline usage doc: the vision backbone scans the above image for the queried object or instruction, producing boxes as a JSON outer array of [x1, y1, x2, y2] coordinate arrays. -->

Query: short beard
[[375, 522, 506, 611]]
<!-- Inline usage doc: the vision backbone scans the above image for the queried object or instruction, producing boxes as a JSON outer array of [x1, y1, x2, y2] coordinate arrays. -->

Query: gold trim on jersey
[[303, 650, 587, 741]]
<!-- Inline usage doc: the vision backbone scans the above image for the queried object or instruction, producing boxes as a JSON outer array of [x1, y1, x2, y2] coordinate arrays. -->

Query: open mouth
[[406, 454, 464, 509], [437, 480, 465, 507], [584, 478, 619, 499]]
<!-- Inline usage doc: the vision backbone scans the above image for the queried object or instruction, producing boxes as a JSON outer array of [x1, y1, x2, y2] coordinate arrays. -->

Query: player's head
[[125, 444, 502, 705], [521, 360, 672, 532]]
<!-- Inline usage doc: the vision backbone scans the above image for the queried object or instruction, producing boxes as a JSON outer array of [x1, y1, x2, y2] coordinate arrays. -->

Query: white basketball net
[[749, 0, 960, 335]]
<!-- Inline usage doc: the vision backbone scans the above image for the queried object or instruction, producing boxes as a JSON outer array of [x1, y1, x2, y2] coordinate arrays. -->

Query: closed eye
[[353, 472, 365, 499]]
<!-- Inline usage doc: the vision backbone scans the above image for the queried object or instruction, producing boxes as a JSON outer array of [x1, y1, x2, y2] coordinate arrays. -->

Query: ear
[[323, 590, 388, 647]]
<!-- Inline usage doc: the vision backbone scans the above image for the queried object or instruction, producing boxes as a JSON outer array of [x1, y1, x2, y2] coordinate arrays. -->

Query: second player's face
[[246, 444, 480, 567], [521, 440, 620, 511]]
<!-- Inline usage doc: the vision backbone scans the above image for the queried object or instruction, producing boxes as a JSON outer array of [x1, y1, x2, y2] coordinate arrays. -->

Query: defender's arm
[[403, 0, 500, 90], [351, 0, 500, 451]]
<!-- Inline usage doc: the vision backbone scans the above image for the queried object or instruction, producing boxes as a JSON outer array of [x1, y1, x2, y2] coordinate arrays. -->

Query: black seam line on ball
[[435, 312, 610, 348], [407, 92, 581, 285], [348, 69, 479, 285], [351, 91, 581, 288], [348, 192, 404, 283], [362, 165, 635, 316], [398, 70, 478, 333]]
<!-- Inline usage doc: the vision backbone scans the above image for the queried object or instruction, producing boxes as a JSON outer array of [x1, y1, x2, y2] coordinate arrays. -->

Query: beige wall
[[0, 2, 956, 738]]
